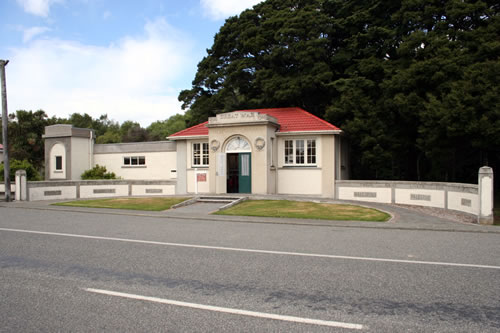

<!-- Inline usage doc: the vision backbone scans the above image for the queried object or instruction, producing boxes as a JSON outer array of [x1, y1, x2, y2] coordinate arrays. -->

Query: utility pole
[[0, 59, 11, 202]]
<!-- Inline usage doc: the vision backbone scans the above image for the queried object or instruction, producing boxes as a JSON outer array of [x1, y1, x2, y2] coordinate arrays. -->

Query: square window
[[124, 157, 130, 165], [193, 142, 208, 166], [284, 139, 316, 166]]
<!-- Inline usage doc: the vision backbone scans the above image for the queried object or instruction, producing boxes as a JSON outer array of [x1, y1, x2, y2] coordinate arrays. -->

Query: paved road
[[1, 206, 499, 332]]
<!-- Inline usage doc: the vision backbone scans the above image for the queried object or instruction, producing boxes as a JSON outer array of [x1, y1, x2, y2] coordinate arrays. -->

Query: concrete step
[[197, 199, 233, 203], [197, 196, 244, 203]]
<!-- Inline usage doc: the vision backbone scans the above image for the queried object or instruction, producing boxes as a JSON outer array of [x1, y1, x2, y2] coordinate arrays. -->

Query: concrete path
[[169, 202, 226, 215], [0, 197, 497, 233]]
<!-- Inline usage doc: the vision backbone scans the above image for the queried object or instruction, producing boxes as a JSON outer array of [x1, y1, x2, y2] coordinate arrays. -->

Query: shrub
[[81, 164, 117, 180], [0, 159, 42, 181]]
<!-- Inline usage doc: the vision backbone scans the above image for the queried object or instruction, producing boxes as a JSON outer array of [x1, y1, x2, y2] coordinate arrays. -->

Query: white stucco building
[[43, 108, 349, 197]]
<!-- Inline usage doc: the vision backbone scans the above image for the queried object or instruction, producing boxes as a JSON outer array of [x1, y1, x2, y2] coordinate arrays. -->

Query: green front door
[[238, 153, 251, 193]]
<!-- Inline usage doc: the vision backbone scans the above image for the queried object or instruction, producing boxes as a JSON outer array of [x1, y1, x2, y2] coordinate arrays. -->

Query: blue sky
[[0, 0, 263, 126]]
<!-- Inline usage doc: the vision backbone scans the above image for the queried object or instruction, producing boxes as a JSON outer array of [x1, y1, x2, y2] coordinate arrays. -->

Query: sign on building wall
[[217, 153, 226, 176], [197, 173, 207, 182]]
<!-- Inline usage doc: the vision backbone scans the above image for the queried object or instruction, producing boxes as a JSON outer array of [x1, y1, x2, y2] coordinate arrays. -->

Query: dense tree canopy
[[147, 114, 191, 141], [179, 0, 499, 185], [1, 110, 61, 169]]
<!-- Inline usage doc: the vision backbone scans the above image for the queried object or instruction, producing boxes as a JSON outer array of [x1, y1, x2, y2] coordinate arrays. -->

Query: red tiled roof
[[169, 107, 340, 138], [168, 121, 209, 138]]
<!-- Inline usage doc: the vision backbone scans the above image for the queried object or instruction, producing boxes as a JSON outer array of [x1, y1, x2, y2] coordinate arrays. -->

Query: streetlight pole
[[0, 59, 11, 202]]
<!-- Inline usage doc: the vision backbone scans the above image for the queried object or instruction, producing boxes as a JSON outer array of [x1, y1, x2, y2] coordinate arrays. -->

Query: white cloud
[[200, 0, 263, 20], [16, 0, 63, 17], [6, 18, 194, 126], [22, 26, 51, 43]]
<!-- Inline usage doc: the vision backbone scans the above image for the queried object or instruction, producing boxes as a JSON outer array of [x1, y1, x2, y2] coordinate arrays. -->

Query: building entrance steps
[[170, 196, 248, 215], [197, 196, 242, 203]]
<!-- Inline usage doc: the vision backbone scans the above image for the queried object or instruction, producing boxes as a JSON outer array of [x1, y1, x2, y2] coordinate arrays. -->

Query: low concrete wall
[[26, 180, 177, 201], [0, 183, 16, 195], [336, 180, 479, 216]]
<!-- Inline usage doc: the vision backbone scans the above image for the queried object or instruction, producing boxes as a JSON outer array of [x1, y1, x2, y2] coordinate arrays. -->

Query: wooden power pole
[[0, 59, 11, 202]]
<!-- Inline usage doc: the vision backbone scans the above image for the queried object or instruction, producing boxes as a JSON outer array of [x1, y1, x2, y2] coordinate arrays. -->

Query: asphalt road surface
[[1, 206, 499, 332]]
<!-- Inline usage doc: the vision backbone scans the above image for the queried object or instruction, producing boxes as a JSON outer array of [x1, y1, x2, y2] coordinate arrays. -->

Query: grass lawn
[[53, 197, 190, 211], [215, 200, 391, 222]]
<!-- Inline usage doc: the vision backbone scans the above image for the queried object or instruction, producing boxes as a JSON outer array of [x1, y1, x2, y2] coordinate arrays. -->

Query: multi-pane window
[[123, 156, 146, 166], [284, 139, 316, 165], [295, 140, 304, 164], [193, 143, 209, 166], [307, 140, 316, 164], [285, 140, 294, 164]]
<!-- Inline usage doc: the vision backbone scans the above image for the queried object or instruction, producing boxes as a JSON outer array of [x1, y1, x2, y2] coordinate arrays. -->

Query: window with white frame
[[193, 142, 209, 167], [284, 139, 316, 165], [123, 156, 146, 166]]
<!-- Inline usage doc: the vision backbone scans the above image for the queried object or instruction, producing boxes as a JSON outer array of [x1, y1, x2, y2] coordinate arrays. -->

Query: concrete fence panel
[[447, 191, 478, 215], [131, 185, 176, 196], [337, 185, 392, 203], [335, 168, 492, 221], [29, 185, 77, 201], [79, 184, 129, 199], [394, 188, 445, 208], [24, 179, 177, 202], [0, 183, 15, 195]]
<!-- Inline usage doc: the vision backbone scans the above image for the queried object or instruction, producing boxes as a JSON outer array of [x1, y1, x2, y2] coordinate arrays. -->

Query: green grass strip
[[53, 197, 190, 211], [215, 200, 390, 222]]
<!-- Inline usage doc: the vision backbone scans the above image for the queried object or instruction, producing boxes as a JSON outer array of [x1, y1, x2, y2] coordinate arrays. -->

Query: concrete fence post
[[15, 169, 27, 201], [478, 166, 494, 225]]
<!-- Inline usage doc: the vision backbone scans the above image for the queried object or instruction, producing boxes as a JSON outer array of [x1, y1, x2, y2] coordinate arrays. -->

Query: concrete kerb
[[0, 195, 497, 233], [171, 197, 199, 209], [170, 196, 247, 212], [216, 196, 249, 212]]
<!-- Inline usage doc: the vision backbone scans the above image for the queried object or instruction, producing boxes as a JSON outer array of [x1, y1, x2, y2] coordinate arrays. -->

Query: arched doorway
[[225, 136, 251, 193]]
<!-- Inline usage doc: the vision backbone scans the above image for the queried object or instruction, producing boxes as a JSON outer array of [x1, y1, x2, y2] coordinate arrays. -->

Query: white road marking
[[85, 288, 364, 329], [1, 227, 499, 270]]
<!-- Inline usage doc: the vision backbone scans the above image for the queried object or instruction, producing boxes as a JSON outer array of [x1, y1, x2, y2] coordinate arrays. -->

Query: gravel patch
[[393, 204, 477, 224]]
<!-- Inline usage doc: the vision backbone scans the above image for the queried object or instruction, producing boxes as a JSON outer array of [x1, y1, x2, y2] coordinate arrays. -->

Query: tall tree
[[1, 110, 61, 169], [147, 113, 190, 141], [179, 0, 500, 184], [120, 121, 150, 142], [66, 113, 119, 137], [179, 0, 335, 125]]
